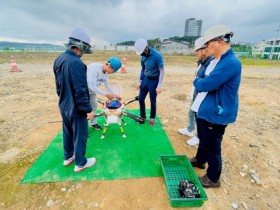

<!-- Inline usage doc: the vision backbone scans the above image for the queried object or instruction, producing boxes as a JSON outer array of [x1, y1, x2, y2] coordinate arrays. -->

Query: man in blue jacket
[[134, 39, 165, 126], [53, 28, 96, 173], [190, 25, 242, 188]]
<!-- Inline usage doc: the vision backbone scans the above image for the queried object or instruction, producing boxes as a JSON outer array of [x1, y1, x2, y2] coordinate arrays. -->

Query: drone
[[94, 96, 145, 139]]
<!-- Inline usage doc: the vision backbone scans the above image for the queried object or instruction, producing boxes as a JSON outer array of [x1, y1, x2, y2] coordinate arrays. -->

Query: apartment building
[[184, 18, 202, 37]]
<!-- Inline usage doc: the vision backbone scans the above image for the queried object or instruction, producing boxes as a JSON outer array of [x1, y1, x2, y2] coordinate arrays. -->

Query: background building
[[155, 40, 191, 55], [252, 37, 280, 60], [184, 18, 202, 37]]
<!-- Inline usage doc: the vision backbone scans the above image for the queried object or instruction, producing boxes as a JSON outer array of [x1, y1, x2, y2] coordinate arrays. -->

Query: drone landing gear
[[101, 121, 126, 139]]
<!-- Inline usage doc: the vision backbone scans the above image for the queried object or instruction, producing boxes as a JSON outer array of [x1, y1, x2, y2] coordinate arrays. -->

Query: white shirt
[[87, 63, 114, 96], [191, 59, 220, 112]]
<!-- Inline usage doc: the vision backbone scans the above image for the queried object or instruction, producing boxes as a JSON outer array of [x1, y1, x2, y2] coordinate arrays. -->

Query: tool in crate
[[94, 96, 145, 139]]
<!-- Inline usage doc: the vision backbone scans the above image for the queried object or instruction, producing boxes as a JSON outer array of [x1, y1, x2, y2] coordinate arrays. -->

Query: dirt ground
[[0, 52, 279, 210]]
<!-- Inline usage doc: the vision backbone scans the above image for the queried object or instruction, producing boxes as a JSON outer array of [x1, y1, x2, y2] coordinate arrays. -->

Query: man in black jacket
[[53, 28, 96, 173]]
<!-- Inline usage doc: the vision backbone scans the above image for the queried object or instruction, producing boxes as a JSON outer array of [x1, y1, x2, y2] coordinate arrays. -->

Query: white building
[[92, 45, 134, 52], [184, 18, 202, 37], [157, 40, 191, 55], [252, 38, 280, 60]]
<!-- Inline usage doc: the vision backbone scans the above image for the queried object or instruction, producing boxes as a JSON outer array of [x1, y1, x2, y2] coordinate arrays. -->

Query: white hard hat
[[203, 25, 233, 44], [134, 38, 148, 55], [65, 28, 93, 54], [194, 37, 205, 51], [69, 28, 91, 45]]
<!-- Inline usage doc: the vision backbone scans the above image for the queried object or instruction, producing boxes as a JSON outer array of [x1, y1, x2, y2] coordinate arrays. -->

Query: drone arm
[[97, 99, 105, 105], [124, 96, 139, 106], [122, 111, 145, 123], [94, 112, 105, 118]]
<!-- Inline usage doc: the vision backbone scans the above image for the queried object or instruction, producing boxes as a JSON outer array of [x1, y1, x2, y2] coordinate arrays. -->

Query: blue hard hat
[[108, 57, 121, 72]]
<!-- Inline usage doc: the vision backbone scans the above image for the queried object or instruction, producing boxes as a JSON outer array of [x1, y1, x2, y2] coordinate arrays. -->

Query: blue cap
[[108, 57, 121, 72]]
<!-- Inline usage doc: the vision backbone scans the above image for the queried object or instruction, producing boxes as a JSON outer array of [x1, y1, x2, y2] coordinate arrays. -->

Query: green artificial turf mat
[[21, 110, 174, 183]]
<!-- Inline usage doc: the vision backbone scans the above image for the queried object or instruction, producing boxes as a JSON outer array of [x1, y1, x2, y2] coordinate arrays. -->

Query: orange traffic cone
[[10, 56, 21, 72], [120, 56, 127, 73]]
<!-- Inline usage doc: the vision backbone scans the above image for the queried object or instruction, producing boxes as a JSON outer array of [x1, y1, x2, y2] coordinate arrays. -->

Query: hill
[[0, 41, 65, 52]]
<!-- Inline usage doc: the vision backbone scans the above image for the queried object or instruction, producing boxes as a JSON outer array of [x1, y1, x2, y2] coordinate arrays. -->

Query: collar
[[66, 49, 80, 58], [220, 48, 234, 60]]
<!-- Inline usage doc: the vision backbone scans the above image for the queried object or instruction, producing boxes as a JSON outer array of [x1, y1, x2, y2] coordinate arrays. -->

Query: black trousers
[[139, 76, 159, 119], [195, 118, 227, 182]]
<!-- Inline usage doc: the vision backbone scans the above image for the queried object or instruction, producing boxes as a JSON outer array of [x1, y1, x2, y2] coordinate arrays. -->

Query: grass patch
[[242, 76, 263, 80], [240, 58, 280, 67]]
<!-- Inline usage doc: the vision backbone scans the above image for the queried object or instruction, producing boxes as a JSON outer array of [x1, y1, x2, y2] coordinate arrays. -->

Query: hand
[[136, 83, 141, 90], [106, 93, 114, 100], [156, 87, 162, 94], [114, 95, 122, 100], [87, 111, 94, 120]]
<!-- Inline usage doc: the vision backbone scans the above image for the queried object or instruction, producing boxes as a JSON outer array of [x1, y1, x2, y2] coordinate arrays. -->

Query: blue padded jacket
[[53, 50, 92, 117], [193, 49, 242, 124]]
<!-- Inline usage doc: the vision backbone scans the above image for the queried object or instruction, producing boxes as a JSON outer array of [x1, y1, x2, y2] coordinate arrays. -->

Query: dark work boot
[[189, 157, 206, 169], [199, 175, 221, 188]]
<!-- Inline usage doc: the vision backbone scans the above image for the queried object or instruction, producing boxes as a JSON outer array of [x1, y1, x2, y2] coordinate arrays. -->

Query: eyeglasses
[[205, 38, 220, 47], [195, 48, 206, 54]]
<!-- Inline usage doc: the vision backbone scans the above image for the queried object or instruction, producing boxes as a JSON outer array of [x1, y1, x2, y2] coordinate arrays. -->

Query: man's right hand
[[87, 111, 94, 120], [136, 83, 141, 90], [106, 93, 114, 100]]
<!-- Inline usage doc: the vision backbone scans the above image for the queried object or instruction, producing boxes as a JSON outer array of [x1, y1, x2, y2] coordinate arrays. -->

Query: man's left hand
[[156, 87, 162, 94]]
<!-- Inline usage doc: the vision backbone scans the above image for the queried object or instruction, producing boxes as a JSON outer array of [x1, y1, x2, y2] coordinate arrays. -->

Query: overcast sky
[[1, 0, 279, 45]]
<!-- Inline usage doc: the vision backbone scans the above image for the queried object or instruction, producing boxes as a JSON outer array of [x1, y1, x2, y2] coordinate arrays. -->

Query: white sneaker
[[63, 155, 75, 166], [187, 136, 199, 146], [178, 127, 194, 137], [74, 157, 96, 172]]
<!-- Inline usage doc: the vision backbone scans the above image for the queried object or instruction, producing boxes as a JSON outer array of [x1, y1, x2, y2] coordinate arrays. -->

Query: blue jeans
[[139, 77, 159, 119], [60, 110, 88, 167], [187, 103, 196, 132], [195, 118, 227, 182]]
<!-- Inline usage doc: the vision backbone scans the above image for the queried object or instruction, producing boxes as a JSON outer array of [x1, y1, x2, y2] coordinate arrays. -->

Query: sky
[[1, 0, 280, 45]]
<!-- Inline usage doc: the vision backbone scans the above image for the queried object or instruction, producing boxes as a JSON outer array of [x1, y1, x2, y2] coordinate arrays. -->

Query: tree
[[147, 38, 161, 48], [116, 41, 135, 46]]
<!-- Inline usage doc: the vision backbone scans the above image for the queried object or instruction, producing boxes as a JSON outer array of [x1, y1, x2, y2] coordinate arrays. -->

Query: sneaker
[[63, 155, 75, 166], [189, 157, 206, 169], [187, 136, 199, 146], [199, 175, 221, 188], [178, 127, 194, 137], [90, 124, 102, 130], [74, 157, 96, 172], [150, 118, 155, 126]]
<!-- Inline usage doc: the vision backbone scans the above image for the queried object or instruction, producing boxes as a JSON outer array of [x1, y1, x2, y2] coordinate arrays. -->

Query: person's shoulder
[[219, 53, 242, 73], [151, 48, 162, 55], [88, 63, 102, 70], [150, 48, 163, 61], [226, 50, 241, 65]]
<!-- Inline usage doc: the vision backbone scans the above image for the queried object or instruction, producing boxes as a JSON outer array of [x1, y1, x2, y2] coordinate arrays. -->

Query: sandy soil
[[0, 53, 279, 210]]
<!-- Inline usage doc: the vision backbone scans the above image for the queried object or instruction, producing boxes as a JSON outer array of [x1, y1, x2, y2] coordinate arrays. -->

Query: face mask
[[140, 47, 149, 57]]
